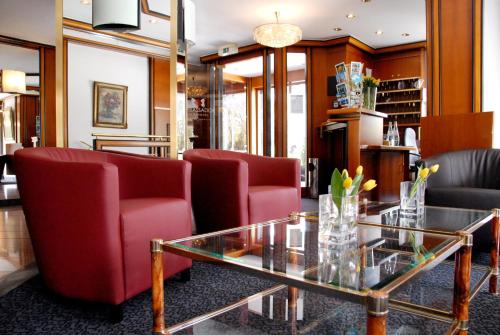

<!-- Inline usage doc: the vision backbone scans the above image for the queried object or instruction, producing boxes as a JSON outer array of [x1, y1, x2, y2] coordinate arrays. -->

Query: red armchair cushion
[[248, 186, 300, 224]]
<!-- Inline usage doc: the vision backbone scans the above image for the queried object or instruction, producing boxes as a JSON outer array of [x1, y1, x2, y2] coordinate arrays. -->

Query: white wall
[[483, 0, 500, 148], [67, 42, 149, 153]]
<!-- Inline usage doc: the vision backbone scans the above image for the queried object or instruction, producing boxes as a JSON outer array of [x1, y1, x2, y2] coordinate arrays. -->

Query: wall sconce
[[92, 0, 140, 31], [0, 70, 26, 94]]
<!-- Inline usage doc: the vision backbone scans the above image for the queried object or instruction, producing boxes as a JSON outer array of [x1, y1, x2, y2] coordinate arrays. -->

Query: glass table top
[[359, 203, 493, 235], [165, 216, 461, 299]]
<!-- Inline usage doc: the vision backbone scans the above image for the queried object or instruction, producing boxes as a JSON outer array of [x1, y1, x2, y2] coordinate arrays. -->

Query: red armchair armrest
[[188, 157, 249, 232]]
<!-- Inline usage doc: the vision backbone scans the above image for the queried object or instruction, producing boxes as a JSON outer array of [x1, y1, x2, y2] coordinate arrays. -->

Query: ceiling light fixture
[[375, 30, 384, 35], [333, 27, 342, 32], [0, 70, 26, 94], [402, 33, 411, 37], [346, 13, 356, 19], [92, 0, 140, 31], [80, 0, 91, 5], [253, 12, 302, 48]]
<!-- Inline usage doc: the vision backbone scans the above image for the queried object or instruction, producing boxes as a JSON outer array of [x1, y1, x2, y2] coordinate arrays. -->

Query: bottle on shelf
[[387, 121, 395, 146], [393, 121, 400, 146]]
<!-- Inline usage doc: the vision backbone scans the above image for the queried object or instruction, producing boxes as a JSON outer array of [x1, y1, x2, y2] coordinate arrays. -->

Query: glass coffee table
[[150, 205, 498, 334]]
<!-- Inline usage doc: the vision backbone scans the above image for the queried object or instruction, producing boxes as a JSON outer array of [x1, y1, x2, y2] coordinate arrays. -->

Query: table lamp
[[0, 69, 26, 94]]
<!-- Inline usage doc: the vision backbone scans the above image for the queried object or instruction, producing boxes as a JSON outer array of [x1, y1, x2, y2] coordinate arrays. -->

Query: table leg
[[453, 233, 473, 334], [151, 239, 165, 334], [367, 291, 388, 335], [490, 210, 500, 294]]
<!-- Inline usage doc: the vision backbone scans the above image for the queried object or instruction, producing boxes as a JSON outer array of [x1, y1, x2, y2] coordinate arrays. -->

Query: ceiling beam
[[141, 0, 170, 21], [200, 37, 426, 63], [63, 18, 170, 49]]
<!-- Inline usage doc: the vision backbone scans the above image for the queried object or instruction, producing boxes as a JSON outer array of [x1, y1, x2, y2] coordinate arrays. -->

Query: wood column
[[490, 210, 499, 294], [453, 232, 473, 334], [151, 239, 165, 334], [426, 0, 483, 116], [366, 291, 388, 335], [273, 47, 287, 157]]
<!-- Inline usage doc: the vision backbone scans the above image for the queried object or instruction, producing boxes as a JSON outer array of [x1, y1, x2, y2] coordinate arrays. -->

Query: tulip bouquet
[[318, 166, 377, 241], [409, 164, 439, 200], [330, 165, 377, 210]]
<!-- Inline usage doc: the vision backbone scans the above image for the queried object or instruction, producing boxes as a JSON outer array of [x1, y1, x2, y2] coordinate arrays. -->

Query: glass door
[[215, 56, 264, 153], [287, 52, 307, 187]]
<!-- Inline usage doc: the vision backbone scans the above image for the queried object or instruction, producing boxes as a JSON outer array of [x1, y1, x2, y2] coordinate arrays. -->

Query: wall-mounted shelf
[[377, 100, 421, 105], [378, 88, 421, 94]]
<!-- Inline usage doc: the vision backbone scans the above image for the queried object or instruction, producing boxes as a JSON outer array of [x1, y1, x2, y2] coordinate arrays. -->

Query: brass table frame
[[149, 209, 499, 335]]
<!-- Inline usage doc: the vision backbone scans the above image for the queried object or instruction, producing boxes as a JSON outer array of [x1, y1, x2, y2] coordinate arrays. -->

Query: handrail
[[91, 133, 170, 139]]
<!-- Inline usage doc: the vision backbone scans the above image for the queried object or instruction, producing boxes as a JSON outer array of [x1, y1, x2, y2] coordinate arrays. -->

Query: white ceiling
[[0, 44, 39, 73], [190, 0, 426, 59], [0, 0, 426, 63], [0, 0, 55, 45]]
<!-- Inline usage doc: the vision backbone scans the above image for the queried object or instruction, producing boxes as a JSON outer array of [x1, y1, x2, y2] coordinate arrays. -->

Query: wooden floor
[[0, 184, 37, 296]]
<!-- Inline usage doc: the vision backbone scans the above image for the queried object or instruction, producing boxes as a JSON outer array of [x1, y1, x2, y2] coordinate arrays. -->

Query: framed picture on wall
[[93, 81, 128, 129]]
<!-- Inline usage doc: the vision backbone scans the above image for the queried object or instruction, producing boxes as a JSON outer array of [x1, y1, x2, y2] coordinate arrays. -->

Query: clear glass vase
[[319, 194, 359, 245], [400, 181, 426, 216], [362, 86, 377, 110]]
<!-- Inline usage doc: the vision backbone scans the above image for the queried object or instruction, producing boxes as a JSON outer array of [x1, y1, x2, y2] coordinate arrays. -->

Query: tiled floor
[[0, 205, 37, 296]]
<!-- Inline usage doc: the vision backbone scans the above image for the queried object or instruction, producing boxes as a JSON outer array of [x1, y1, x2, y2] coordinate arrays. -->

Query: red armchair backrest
[[183, 149, 300, 188]]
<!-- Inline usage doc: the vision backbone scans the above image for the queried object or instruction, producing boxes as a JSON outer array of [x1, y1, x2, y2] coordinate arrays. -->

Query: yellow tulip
[[363, 179, 377, 191], [356, 165, 363, 175], [343, 177, 353, 189], [430, 164, 440, 173], [419, 168, 430, 179], [342, 169, 349, 178]]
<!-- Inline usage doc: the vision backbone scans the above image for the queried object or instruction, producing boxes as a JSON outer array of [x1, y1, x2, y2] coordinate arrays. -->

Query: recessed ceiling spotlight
[[402, 33, 411, 37], [80, 0, 91, 4], [346, 13, 356, 19], [375, 30, 384, 35], [149, 18, 159, 24], [333, 27, 342, 32]]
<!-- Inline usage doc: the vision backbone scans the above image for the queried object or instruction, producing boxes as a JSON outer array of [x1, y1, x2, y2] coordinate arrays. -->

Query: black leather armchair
[[419, 149, 500, 251]]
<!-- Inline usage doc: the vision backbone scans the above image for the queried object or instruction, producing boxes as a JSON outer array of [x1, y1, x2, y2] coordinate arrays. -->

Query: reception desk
[[320, 108, 414, 200], [360, 145, 415, 201]]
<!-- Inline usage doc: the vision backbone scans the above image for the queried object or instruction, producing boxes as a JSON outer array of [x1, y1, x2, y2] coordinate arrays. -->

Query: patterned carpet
[[1, 256, 500, 334]]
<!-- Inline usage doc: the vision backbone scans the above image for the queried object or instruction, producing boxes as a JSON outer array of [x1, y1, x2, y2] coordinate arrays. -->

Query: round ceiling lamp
[[253, 12, 302, 48], [92, 0, 140, 31]]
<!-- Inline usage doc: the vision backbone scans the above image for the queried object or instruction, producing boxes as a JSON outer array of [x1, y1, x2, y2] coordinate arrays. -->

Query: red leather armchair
[[15, 148, 192, 306], [183, 149, 301, 233]]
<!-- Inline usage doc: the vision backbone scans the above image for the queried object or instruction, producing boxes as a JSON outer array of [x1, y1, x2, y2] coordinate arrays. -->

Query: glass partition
[[287, 52, 307, 187]]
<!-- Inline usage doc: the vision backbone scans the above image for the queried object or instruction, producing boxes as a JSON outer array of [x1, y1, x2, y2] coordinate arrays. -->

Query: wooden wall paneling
[[473, 0, 482, 113], [273, 48, 287, 157], [420, 112, 493, 158], [345, 44, 373, 71], [263, 49, 270, 156], [426, 0, 482, 116], [40, 46, 57, 147], [440, 0, 473, 115], [372, 49, 423, 80], [150, 57, 171, 137], [246, 77, 253, 153]]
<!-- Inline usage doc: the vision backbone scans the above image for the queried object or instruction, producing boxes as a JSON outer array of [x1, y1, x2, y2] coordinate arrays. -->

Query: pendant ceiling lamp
[[92, 0, 141, 31], [253, 12, 302, 48]]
